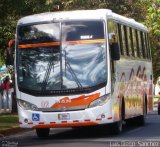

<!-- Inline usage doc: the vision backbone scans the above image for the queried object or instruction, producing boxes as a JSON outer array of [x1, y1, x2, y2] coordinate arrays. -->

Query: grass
[[0, 114, 19, 131]]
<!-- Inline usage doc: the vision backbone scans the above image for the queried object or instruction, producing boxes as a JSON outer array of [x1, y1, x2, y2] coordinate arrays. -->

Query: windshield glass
[[17, 21, 107, 95]]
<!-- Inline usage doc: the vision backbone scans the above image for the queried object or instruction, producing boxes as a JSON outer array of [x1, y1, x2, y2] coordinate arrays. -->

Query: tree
[[0, 0, 49, 66], [139, 0, 160, 83], [0, 0, 159, 82]]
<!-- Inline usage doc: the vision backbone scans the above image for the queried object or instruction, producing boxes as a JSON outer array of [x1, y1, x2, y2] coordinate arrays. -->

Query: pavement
[[0, 126, 32, 137]]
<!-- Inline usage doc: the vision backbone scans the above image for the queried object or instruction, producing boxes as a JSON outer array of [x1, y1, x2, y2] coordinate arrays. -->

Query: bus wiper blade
[[41, 61, 53, 93], [64, 50, 83, 89], [41, 57, 54, 93]]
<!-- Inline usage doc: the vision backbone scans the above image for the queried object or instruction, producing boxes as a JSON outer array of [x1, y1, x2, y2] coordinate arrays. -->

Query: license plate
[[58, 113, 70, 120]]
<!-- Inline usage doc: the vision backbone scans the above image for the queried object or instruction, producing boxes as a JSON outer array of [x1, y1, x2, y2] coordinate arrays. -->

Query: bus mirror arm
[[110, 43, 120, 61], [5, 49, 14, 66]]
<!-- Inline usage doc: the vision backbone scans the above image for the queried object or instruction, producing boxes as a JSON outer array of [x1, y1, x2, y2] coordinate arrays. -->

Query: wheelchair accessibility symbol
[[32, 113, 40, 121]]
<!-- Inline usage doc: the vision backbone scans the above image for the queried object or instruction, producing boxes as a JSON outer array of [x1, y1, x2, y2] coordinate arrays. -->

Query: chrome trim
[[37, 105, 87, 112]]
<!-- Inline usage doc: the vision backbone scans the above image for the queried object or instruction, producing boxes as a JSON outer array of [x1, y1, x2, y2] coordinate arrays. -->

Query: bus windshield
[[17, 21, 107, 95]]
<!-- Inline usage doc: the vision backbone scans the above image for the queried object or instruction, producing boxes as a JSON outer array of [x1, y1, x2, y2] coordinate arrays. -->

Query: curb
[[0, 127, 32, 137]]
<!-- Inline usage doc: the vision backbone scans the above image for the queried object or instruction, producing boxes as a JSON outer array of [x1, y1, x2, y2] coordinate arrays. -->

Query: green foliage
[[0, 0, 137, 65], [140, 0, 160, 83], [0, 114, 18, 130], [0, 0, 49, 65], [0, 0, 160, 82]]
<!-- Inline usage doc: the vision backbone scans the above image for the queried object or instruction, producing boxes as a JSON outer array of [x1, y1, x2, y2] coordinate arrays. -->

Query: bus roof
[[17, 9, 147, 31]]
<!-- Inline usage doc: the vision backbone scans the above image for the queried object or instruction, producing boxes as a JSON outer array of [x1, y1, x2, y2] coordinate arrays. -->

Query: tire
[[111, 99, 124, 135], [36, 128, 50, 138], [136, 115, 145, 126], [158, 104, 160, 115], [110, 120, 123, 135], [126, 118, 135, 126], [136, 98, 147, 126]]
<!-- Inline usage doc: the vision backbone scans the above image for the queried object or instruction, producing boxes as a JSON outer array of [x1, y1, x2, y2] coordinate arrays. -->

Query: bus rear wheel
[[36, 128, 50, 138]]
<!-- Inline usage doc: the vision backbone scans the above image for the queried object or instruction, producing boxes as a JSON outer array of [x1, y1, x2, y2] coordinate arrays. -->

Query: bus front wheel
[[158, 102, 160, 115], [111, 99, 125, 135], [136, 98, 147, 126], [111, 120, 123, 135], [36, 128, 50, 138]]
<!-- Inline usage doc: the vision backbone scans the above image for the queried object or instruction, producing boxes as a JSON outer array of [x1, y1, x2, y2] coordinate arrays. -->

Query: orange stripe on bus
[[18, 42, 60, 48], [51, 93, 100, 109], [63, 39, 105, 44], [18, 39, 105, 49], [32, 121, 98, 128]]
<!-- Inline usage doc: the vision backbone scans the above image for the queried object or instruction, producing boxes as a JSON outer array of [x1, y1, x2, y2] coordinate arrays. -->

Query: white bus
[[15, 9, 153, 138]]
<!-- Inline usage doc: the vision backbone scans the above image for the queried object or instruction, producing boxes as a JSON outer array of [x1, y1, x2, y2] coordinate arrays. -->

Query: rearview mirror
[[5, 39, 15, 66], [110, 43, 120, 61], [5, 48, 14, 66]]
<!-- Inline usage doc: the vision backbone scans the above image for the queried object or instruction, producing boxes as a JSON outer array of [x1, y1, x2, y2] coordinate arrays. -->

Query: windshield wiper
[[64, 50, 83, 89], [41, 55, 54, 93]]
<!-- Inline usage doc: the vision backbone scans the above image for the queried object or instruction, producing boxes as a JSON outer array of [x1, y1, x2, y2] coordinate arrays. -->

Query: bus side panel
[[111, 58, 152, 121]]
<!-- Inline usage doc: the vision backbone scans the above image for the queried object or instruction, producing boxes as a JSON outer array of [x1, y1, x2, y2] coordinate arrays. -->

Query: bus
[[15, 9, 153, 138]]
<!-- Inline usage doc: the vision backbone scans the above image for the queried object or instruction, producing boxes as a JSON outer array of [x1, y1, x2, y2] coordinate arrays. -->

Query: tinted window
[[18, 23, 60, 44], [117, 23, 124, 55], [124, 26, 129, 56], [17, 21, 107, 95], [138, 31, 143, 58], [63, 21, 104, 41], [121, 25, 127, 56], [135, 30, 140, 57]]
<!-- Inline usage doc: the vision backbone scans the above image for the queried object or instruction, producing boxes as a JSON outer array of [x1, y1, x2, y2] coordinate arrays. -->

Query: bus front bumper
[[18, 103, 113, 128]]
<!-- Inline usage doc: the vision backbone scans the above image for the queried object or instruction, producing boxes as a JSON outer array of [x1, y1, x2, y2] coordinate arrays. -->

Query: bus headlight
[[88, 94, 110, 108], [17, 99, 38, 111]]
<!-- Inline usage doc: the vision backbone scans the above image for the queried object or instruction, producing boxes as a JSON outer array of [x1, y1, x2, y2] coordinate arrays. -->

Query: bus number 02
[[41, 101, 49, 108]]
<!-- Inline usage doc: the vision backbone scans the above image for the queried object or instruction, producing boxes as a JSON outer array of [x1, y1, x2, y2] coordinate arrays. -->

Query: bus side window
[[121, 25, 126, 56], [138, 31, 143, 59], [135, 30, 140, 58], [140, 31, 145, 59], [144, 32, 148, 59], [117, 23, 124, 55], [132, 29, 137, 57], [145, 32, 150, 59], [107, 20, 120, 74], [123, 25, 129, 56], [128, 27, 134, 57], [107, 20, 120, 56], [108, 21, 119, 45], [146, 33, 151, 59]]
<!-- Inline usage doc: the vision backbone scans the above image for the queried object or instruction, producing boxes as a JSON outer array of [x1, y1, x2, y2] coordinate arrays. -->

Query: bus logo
[[55, 97, 71, 104]]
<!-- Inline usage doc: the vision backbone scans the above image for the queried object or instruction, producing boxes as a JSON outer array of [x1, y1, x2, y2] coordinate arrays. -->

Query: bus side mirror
[[5, 39, 15, 66], [5, 48, 14, 66], [110, 43, 120, 60]]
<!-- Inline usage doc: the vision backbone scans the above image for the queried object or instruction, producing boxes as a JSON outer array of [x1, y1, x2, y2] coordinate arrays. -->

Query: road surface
[[1, 111, 160, 147]]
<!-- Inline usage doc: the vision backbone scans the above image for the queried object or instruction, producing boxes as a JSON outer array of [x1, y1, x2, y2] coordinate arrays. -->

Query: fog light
[[24, 118, 28, 123], [101, 114, 105, 118]]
